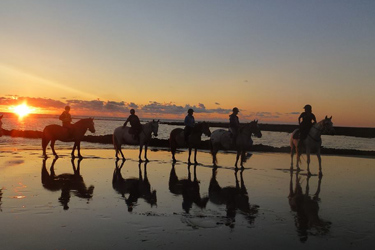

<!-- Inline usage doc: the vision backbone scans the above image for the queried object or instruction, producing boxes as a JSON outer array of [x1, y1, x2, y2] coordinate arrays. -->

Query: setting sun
[[11, 103, 34, 118]]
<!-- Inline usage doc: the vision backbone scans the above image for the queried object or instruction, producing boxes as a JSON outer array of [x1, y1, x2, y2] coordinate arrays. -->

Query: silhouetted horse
[[209, 168, 259, 228], [169, 163, 209, 213], [290, 116, 334, 176], [169, 122, 211, 164], [42, 118, 96, 158], [41, 157, 94, 210], [288, 171, 331, 242], [210, 120, 262, 168], [0, 114, 3, 137], [113, 120, 159, 162], [112, 160, 157, 212]]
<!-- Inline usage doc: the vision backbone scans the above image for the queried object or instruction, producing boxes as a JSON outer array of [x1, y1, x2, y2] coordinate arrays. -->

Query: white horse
[[0, 115, 3, 137], [210, 120, 262, 168], [113, 120, 159, 162], [290, 116, 334, 176]]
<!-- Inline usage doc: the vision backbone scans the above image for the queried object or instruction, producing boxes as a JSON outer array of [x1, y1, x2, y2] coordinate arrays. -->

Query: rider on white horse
[[229, 107, 240, 145], [123, 109, 142, 141], [298, 104, 317, 149]]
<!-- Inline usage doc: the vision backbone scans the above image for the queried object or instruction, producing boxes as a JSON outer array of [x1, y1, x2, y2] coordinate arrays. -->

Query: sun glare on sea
[[11, 103, 34, 118]]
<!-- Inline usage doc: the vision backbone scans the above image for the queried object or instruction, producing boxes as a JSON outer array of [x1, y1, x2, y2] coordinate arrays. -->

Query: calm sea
[[1, 116, 374, 151]]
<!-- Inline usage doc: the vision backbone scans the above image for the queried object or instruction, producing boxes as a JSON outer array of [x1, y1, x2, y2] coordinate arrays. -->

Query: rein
[[308, 123, 323, 142]]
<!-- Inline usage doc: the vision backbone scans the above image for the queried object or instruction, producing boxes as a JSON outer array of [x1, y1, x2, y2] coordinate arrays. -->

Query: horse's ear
[[157, 119, 160, 123], [325, 115, 328, 119], [153, 119, 155, 122], [329, 116, 332, 120]]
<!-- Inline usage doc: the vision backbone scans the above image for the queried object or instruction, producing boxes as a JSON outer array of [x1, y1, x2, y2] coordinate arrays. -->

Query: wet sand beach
[[0, 147, 374, 250]]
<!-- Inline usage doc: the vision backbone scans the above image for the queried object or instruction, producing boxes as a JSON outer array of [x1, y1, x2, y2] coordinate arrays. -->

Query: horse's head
[[151, 120, 159, 137], [322, 116, 334, 135], [200, 122, 211, 137], [87, 118, 96, 133], [249, 120, 262, 138]]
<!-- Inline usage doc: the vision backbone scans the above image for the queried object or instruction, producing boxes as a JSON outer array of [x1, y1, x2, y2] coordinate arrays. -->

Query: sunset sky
[[1, 1, 374, 127]]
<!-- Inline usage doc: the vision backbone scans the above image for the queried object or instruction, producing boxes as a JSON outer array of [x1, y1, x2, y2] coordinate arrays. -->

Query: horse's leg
[[290, 142, 295, 169], [235, 151, 240, 168], [51, 140, 57, 156], [77, 141, 82, 158], [211, 144, 219, 166], [296, 142, 301, 171], [144, 144, 149, 162], [194, 148, 198, 164], [188, 147, 192, 165], [139, 144, 143, 162], [119, 146, 125, 160], [306, 148, 311, 176], [317, 148, 322, 177], [71, 142, 77, 158]]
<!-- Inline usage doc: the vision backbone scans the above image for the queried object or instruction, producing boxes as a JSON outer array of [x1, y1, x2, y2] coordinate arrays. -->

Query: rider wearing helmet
[[123, 109, 142, 140], [229, 107, 240, 145], [59, 106, 73, 137], [184, 108, 195, 145], [298, 104, 317, 147]]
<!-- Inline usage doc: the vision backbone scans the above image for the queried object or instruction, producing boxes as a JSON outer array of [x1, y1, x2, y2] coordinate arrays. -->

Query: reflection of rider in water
[[229, 107, 240, 145], [298, 105, 316, 149], [59, 106, 73, 137], [123, 109, 142, 140], [184, 108, 195, 145]]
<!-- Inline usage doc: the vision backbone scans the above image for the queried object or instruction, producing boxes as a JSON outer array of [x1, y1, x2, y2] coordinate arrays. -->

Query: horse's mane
[[74, 118, 93, 125]]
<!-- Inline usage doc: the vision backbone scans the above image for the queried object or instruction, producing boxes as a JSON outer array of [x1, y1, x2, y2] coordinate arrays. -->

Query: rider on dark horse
[[298, 104, 317, 149], [229, 107, 240, 145], [184, 108, 195, 145], [59, 106, 73, 138], [123, 109, 142, 141]]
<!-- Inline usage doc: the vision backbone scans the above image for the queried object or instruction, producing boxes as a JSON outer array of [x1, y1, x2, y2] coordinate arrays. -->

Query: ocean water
[[1, 116, 374, 152]]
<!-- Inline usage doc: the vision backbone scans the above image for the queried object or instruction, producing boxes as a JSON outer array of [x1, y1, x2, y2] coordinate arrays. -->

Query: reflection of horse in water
[[169, 163, 209, 213], [0, 114, 3, 137], [41, 157, 94, 210], [290, 116, 334, 176], [169, 122, 211, 164], [42, 118, 96, 158], [209, 168, 259, 227], [210, 120, 262, 168], [112, 160, 157, 212], [113, 120, 159, 162], [288, 171, 331, 242]]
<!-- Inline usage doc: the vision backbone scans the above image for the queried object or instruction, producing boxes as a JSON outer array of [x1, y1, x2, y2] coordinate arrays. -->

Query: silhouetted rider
[[229, 107, 240, 145], [298, 104, 317, 148], [123, 109, 142, 140], [184, 108, 195, 145]]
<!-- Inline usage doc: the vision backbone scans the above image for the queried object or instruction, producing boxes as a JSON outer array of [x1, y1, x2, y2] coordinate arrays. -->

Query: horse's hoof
[[145, 159, 149, 162], [139, 159, 143, 163], [319, 172, 323, 178]]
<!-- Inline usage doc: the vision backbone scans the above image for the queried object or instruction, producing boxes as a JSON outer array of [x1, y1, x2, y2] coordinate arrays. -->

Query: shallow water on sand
[[0, 148, 374, 250]]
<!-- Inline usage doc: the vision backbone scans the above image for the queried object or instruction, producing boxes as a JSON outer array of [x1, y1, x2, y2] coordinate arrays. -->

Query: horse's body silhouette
[[113, 120, 159, 162], [288, 171, 331, 242], [41, 157, 94, 210], [290, 116, 334, 176], [169, 122, 211, 164], [112, 160, 157, 212], [210, 120, 262, 168], [169, 163, 209, 213], [209, 169, 259, 227], [42, 118, 95, 158], [0, 114, 3, 137]]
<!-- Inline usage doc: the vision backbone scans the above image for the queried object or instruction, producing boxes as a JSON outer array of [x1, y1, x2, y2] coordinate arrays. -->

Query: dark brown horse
[[42, 118, 95, 158], [41, 157, 94, 210], [169, 122, 211, 164]]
